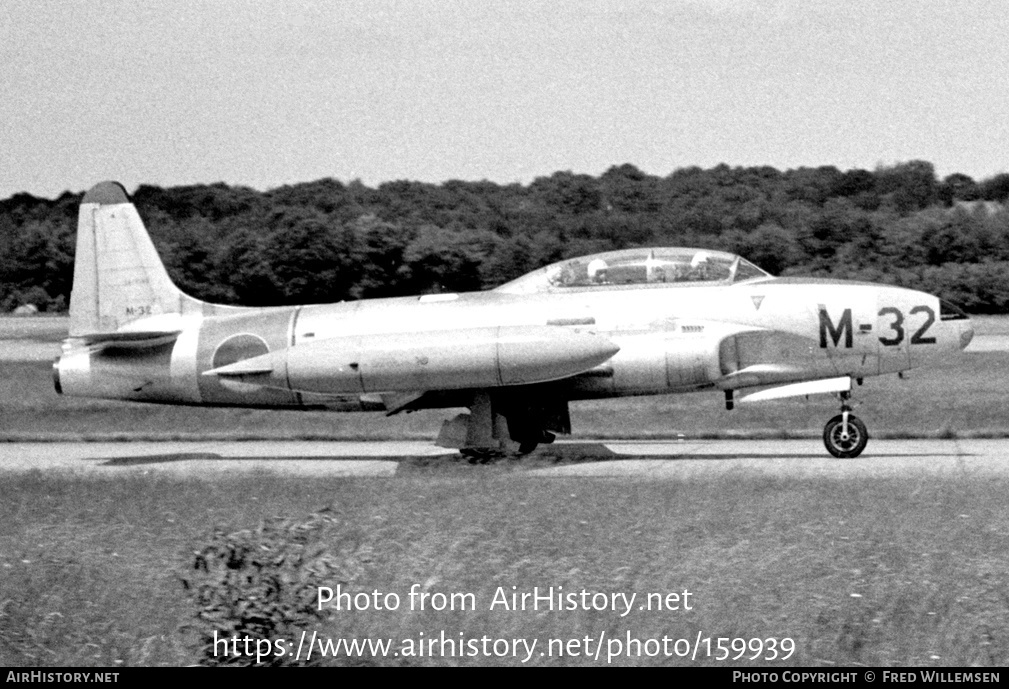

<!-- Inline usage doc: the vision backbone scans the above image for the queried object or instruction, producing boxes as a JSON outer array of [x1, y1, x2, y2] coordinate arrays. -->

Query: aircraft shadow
[[100, 452, 223, 466], [98, 453, 407, 466], [94, 444, 971, 467]]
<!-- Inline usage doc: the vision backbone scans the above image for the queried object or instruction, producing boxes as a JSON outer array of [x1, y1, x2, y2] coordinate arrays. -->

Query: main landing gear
[[439, 390, 568, 463], [822, 390, 868, 458]]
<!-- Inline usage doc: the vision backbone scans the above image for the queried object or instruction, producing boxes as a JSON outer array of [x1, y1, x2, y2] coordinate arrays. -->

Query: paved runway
[[0, 438, 1006, 478]]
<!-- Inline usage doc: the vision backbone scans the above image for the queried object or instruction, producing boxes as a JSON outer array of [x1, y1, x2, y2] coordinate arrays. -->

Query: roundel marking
[[212, 334, 270, 393]]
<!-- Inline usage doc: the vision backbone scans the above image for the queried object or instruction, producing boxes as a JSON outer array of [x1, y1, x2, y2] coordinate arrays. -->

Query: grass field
[[1, 470, 1007, 666], [0, 316, 68, 342]]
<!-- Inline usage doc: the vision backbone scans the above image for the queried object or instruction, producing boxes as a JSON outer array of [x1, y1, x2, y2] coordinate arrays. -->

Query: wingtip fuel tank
[[204, 325, 620, 394]]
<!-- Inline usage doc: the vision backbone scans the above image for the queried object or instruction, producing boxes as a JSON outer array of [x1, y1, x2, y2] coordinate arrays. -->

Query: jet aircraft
[[54, 181, 975, 459]]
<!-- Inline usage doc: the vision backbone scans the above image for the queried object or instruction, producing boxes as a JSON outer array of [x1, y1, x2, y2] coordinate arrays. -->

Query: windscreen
[[495, 248, 772, 294]]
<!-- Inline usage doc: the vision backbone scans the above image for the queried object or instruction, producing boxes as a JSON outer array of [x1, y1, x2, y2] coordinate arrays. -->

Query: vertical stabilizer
[[70, 181, 204, 336]]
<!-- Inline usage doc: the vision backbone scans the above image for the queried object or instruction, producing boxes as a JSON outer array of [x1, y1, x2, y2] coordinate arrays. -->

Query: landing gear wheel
[[823, 413, 868, 458], [517, 431, 555, 455]]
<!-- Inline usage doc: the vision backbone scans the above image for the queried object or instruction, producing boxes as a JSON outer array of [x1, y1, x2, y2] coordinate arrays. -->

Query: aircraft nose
[[960, 319, 975, 350]]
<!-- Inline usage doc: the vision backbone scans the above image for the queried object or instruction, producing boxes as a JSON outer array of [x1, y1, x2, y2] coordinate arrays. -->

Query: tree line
[[2, 160, 1009, 313]]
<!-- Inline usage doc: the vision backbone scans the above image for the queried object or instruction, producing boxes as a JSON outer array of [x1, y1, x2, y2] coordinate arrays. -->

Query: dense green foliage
[[3, 161, 1009, 312]]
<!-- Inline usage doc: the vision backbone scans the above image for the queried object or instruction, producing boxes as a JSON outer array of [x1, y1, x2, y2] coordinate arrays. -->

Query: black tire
[[517, 441, 539, 455], [823, 414, 868, 458]]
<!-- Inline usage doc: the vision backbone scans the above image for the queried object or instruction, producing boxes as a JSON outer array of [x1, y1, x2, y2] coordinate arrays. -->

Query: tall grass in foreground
[[1, 469, 1007, 666]]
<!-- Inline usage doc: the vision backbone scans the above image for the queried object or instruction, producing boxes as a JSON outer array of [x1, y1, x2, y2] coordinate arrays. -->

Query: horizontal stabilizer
[[71, 330, 182, 350], [740, 376, 851, 403]]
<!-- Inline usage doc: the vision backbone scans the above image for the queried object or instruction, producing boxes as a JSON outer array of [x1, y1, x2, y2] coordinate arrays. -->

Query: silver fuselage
[[55, 277, 973, 412]]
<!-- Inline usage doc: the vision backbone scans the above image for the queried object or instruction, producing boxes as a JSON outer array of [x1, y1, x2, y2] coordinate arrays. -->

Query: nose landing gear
[[823, 391, 868, 458]]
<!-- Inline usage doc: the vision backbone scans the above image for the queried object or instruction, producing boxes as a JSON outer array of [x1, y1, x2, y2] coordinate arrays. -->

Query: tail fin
[[70, 181, 205, 337]]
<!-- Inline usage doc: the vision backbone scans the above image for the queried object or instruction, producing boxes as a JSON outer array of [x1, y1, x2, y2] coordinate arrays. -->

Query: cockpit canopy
[[495, 247, 772, 295]]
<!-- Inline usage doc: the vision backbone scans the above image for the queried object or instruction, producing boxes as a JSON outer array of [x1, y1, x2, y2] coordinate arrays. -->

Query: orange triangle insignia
[[751, 295, 764, 310]]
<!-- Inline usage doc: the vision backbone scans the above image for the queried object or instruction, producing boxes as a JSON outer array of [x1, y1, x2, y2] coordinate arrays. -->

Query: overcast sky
[[3, 0, 1007, 199]]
